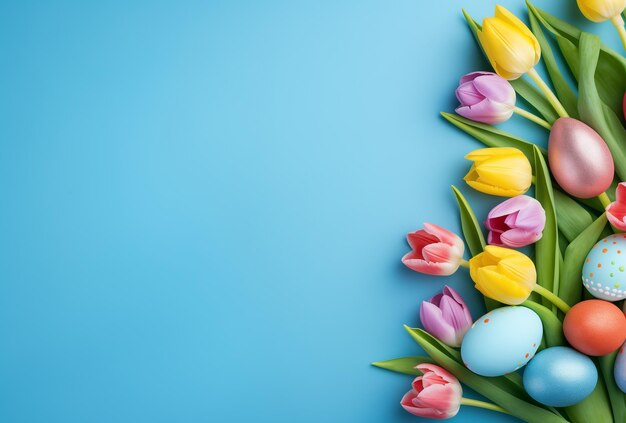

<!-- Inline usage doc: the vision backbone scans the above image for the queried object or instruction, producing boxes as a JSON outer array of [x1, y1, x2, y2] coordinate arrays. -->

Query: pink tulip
[[402, 223, 465, 276], [420, 286, 473, 347], [401, 364, 462, 419], [485, 195, 545, 248], [455, 71, 516, 125], [606, 183, 626, 230]]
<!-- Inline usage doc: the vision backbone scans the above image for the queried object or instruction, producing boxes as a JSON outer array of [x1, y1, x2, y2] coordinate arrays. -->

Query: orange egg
[[563, 300, 626, 356]]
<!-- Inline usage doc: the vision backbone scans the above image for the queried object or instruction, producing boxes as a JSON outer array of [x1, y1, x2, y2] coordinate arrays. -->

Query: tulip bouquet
[[373, 1, 626, 422]]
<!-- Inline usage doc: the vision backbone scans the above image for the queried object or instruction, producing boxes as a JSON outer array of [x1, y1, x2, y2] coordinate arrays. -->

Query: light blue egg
[[461, 306, 542, 377], [523, 347, 597, 407], [582, 234, 626, 301], [614, 342, 626, 393]]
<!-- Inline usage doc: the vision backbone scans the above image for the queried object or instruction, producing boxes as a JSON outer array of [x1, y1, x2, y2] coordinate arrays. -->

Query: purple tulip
[[455, 71, 516, 125], [420, 286, 473, 348], [485, 195, 546, 248]]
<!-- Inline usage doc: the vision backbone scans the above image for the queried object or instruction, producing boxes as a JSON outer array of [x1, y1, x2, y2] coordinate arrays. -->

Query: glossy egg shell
[[563, 300, 626, 356], [548, 117, 614, 199], [523, 346, 597, 407], [461, 306, 542, 377], [582, 234, 626, 301]]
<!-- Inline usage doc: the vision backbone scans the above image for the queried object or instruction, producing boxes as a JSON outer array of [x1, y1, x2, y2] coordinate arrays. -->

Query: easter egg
[[548, 117, 614, 199], [582, 234, 626, 301], [614, 342, 626, 393], [563, 300, 626, 356], [523, 346, 597, 407], [461, 306, 542, 377]]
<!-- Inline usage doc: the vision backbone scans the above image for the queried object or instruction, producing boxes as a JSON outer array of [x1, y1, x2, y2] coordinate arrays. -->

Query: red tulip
[[402, 224, 465, 276], [606, 182, 626, 230], [401, 364, 462, 419]]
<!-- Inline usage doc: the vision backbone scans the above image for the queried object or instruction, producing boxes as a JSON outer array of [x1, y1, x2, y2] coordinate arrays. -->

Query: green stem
[[527, 68, 569, 118], [459, 259, 470, 269], [598, 192, 612, 209], [533, 284, 571, 313], [513, 107, 552, 130], [611, 15, 626, 50], [460, 398, 511, 415]]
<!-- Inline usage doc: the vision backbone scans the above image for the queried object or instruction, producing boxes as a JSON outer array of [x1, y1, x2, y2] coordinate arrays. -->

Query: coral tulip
[[401, 364, 462, 419], [469, 246, 536, 305], [485, 195, 546, 247], [464, 147, 532, 197], [402, 224, 465, 276], [477, 6, 540, 80], [606, 182, 626, 230], [455, 71, 515, 124], [420, 286, 473, 347]]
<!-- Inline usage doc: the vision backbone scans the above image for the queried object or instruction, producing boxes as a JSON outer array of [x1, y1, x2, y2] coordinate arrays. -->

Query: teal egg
[[461, 306, 542, 377], [582, 234, 626, 301], [523, 347, 597, 407]]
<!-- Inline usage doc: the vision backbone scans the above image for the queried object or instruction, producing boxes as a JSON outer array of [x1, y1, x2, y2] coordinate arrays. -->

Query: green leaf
[[371, 356, 434, 376], [559, 214, 607, 306], [533, 146, 560, 312], [528, 2, 626, 117], [451, 185, 485, 257], [527, 10, 578, 118], [577, 33, 626, 182], [553, 189, 595, 242], [441, 112, 545, 167], [404, 327, 569, 423], [599, 352, 626, 423], [522, 300, 565, 347], [462, 9, 559, 123]]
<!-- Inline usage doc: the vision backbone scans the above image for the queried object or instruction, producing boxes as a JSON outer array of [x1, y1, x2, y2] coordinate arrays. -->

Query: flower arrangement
[[373, 1, 626, 422]]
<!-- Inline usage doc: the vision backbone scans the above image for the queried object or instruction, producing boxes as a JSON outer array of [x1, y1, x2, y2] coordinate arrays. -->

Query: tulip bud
[[486, 195, 546, 248], [455, 71, 516, 124], [420, 286, 473, 347], [477, 6, 541, 80], [402, 223, 465, 276], [401, 364, 462, 419], [469, 246, 536, 305], [606, 182, 626, 230], [577, 0, 626, 22], [464, 147, 532, 197]]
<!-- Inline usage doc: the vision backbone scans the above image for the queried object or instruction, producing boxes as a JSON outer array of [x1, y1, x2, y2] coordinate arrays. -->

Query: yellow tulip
[[577, 0, 626, 22], [477, 5, 541, 80], [463, 147, 532, 197], [469, 246, 536, 305]]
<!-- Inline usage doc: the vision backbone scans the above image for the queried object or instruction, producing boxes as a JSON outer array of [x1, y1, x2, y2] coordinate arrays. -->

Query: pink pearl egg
[[548, 117, 614, 199]]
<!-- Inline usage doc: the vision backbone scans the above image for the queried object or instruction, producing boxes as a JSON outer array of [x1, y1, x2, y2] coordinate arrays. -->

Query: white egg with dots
[[582, 234, 626, 301]]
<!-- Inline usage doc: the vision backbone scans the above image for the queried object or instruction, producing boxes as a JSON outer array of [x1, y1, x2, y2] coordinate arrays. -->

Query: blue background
[[0, 1, 620, 422]]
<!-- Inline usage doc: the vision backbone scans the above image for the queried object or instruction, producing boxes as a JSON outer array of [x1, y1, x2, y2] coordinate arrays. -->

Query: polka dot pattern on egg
[[582, 235, 626, 301]]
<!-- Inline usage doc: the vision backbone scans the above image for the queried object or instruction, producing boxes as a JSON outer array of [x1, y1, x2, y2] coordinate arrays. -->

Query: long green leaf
[[565, 367, 614, 423], [371, 356, 434, 376], [528, 2, 626, 117], [441, 112, 545, 166], [559, 214, 607, 306], [553, 189, 595, 242], [599, 352, 626, 423], [527, 10, 578, 118], [404, 327, 569, 423], [451, 185, 485, 257], [577, 33, 626, 182], [533, 146, 560, 312], [522, 300, 565, 347]]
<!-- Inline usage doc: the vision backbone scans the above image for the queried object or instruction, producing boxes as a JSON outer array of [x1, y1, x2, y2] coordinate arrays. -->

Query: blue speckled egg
[[461, 306, 542, 377], [614, 342, 626, 393], [583, 234, 626, 301], [523, 346, 597, 407]]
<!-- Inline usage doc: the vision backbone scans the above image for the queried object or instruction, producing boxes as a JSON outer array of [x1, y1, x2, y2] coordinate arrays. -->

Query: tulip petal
[[488, 230, 504, 246], [420, 301, 457, 347], [407, 229, 438, 253], [494, 5, 540, 63], [472, 73, 516, 104], [423, 223, 464, 253], [500, 227, 542, 247], [422, 242, 454, 263], [456, 81, 484, 106], [455, 98, 514, 125], [475, 267, 531, 304], [402, 253, 458, 276], [459, 71, 493, 85], [415, 364, 459, 385]]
